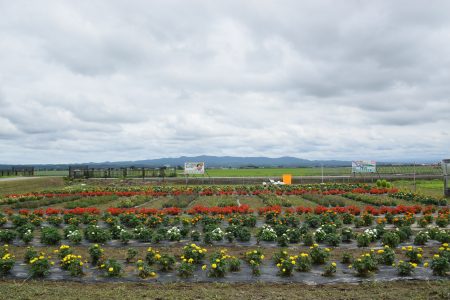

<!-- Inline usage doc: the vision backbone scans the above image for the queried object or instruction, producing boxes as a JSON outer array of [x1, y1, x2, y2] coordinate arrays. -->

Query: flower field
[[0, 181, 448, 288]]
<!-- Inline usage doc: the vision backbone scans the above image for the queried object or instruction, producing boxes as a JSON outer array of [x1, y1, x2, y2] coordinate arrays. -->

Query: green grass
[[0, 280, 448, 300], [177, 165, 441, 177], [394, 179, 446, 198], [34, 170, 69, 176], [0, 177, 65, 197]]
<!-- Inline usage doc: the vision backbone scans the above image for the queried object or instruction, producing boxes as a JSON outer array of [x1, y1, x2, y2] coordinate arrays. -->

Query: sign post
[[442, 159, 450, 197]]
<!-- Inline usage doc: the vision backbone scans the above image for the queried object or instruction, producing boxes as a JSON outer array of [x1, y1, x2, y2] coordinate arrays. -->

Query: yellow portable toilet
[[282, 174, 292, 185]]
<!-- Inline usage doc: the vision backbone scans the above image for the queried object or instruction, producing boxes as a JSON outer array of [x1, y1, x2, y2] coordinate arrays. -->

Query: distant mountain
[[0, 156, 354, 169]]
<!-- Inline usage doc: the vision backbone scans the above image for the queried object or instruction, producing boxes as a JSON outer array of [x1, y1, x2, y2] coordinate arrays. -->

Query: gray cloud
[[0, 0, 449, 164]]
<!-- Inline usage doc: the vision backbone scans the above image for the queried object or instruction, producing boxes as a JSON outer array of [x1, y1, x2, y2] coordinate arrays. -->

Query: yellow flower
[[423, 262, 429, 267], [260, 255, 264, 260], [212, 263, 217, 269], [215, 259, 220, 263], [417, 254, 422, 258], [282, 268, 286, 272], [434, 254, 440, 258], [377, 250, 384, 254], [277, 263, 281, 267], [150, 272, 156, 277], [291, 260, 296, 265], [348, 265, 352, 269], [108, 267, 113, 272], [331, 262, 336, 267], [202, 265, 207, 270], [443, 243, 449, 247], [138, 267, 143, 271]]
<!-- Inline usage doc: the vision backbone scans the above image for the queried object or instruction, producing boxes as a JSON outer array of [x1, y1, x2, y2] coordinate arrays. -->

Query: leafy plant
[[309, 244, 330, 265], [40, 227, 62, 245], [88, 244, 104, 266], [396, 260, 416, 276], [322, 262, 337, 277], [352, 252, 378, 277], [296, 253, 312, 272]]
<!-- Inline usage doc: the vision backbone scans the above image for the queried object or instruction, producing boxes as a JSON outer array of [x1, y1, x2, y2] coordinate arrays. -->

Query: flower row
[[1, 243, 448, 279]]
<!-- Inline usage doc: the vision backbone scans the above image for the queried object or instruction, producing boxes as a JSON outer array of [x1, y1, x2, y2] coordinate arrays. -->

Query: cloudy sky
[[0, 0, 449, 164]]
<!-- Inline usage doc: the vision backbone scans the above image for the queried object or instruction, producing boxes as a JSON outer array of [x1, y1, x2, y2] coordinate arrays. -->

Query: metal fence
[[68, 166, 177, 179], [0, 167, 34, 177]]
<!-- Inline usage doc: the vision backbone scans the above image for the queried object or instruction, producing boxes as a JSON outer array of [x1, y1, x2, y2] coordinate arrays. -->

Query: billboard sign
[[184, 162, 205, 175], [352, 160, 376, 173]]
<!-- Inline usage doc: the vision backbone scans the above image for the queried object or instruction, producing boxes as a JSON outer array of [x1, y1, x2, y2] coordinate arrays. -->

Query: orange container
[[282, 174, 292, 185]]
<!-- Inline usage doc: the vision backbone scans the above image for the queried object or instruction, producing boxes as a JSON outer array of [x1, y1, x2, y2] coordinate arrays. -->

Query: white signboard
[[184, 162, 205, 174], [352, 160, 376, 173]]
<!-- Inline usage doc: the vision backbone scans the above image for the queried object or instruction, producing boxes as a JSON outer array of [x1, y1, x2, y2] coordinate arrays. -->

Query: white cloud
[[0, 0, 449, 164]]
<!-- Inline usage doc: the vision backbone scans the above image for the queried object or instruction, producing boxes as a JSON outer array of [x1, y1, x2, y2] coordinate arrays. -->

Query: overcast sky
[[0, 0, 449, 164]]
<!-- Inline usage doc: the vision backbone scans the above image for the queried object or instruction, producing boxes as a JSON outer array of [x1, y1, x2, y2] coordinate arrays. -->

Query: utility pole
[[321, 164, 324, 184], [413, 161, 416, 192]]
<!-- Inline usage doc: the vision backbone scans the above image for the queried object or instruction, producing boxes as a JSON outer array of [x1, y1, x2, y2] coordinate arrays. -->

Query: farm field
[[0, 178, 448, 299], [190, 165, 442, 177], [1, 164, 441, 179]]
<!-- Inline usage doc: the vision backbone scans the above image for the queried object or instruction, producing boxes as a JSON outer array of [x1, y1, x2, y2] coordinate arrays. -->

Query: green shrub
[[381, 231, 400, 248], [377, 246, 395, 265], [177, 261, 195, 278], [322, 262, 337, 277], [309, 244, 330, 265], [102, 259, 122, 277], [0, 230, 17, 243], [88, 244, 104, 266], [84, 225, 111, 243], [430, 254, 449, 276], [40, 227, 62, 245], [396, 260, 416, 276], [29, 255, 53, 277], [352, 252, 378, 277], [296, 253, 312, 272]]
